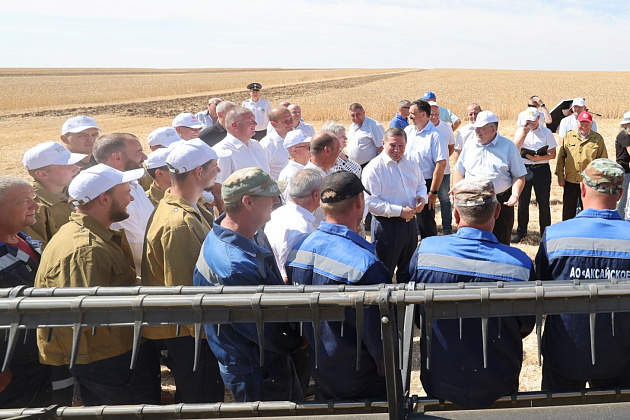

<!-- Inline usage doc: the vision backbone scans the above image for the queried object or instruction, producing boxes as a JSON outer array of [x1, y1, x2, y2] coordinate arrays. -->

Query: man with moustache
[[93, 133, 152, 276], [36, 164, 160, 406]]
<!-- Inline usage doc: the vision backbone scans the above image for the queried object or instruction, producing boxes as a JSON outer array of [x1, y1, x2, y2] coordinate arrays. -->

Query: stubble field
[[1, 67, 628, 398]]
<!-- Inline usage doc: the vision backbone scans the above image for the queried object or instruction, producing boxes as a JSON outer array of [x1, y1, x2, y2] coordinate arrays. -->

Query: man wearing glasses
[[390, 100, 411, 129]]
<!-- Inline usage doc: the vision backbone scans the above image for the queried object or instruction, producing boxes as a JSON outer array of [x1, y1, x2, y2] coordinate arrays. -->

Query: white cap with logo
[[172, 113, 203, 129], [23, 141, 87, 170], [148, 127, 182, 147], [166, 139, 231, 174], [68, 163, 145, 205], [472, 111, 499, 128], [61, 115, 100, 135]]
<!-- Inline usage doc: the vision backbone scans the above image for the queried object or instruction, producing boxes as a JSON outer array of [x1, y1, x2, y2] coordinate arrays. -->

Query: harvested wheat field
[[2, 67, 628, 399]]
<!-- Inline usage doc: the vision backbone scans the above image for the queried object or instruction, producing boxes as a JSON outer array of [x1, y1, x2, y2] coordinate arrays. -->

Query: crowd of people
[[1, 82, 630, 410]]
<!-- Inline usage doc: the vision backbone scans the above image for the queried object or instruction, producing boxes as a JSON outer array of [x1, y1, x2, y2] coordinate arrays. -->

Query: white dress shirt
[[347, 116, 385, 165], [214, 134, 270, 185], [260, 131, 290, 180], [242, 98, 271, 131], [279, 160, 305, 202], [362, 152, 427, 217], [514, 125, 557, 166], [264, 201, 316, 278], [111, 181, 154, 276], [433, 120, 455, 175], [454, 134, 527, 194], [457, 123, 477, 151], [295, 120, 316, 137], [404, 123, 447, 179]]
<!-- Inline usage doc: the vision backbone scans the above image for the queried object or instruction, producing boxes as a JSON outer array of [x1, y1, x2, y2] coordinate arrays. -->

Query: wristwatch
[[429, 190, 438, 195]]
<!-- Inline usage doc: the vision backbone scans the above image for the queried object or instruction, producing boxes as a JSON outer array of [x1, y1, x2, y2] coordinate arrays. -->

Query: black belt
[[526, 163, 549, 169], [375, 215, 413, 223]]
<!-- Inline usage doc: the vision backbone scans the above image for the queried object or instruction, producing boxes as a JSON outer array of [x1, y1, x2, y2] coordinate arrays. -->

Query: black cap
[[247, 82, 262, 91], [320, 171, 367, 203]]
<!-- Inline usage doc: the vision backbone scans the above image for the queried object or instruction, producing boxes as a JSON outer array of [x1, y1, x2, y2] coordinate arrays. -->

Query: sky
[[1, 0, 629, 71]]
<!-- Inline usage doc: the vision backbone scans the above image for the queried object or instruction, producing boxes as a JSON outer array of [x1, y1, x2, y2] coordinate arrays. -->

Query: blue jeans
[[438, 174, 452, 231]]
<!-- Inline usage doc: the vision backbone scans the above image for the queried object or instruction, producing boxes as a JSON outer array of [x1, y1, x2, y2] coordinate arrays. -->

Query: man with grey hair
[[347, 103, 385, 167], [409, 178, 534, 408], [212, 107, 270, 213], [196, 97, 222, 128], [265, 169, 322, 283], [199, 100, 237, 147], [390, 100, 411, 129], [0, 176, 53, 408], [93, 133, 152, 277]]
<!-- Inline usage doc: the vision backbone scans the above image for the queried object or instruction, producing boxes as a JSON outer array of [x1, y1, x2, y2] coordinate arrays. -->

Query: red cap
[[577, 111, 593, 122]]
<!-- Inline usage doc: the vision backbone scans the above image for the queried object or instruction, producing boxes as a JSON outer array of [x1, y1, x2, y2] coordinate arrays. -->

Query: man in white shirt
[[172, 113, 203, 140], [265, 169, 322, 283], [453, 103, 481, 163], [304, 131, 340, 177], [557, 97, 598, 140], [288, 104, 316, 137], [279, 130, 312, 200], [260, 107, 294, 180], [211, 107, 270, 213], [196, 97, 221, 128], [404, 100, 447, 238], [453, 111, 527, 245], [347, 103, 384, 167], [362, 128, 426, 282], [429, 101, 456, 234], [242, 82, 272, 140], [510, 108, 557, 243], [93, 133, 152, 277]]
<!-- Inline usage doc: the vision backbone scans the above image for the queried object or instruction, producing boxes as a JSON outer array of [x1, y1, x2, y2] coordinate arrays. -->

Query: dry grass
[[1, 67, 627, 400], [0, 68, 405, 113]]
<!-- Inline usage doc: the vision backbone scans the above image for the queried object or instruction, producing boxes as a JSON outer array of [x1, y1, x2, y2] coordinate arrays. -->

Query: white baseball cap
[[619, 111, 630, 126], [23, 141, 87, 170], [61, 115, 100, 135], [145, 147, 173, 170], [148, 127, 182, 147], [472, 111, 499, 128], [521, 107, 541, 123], [571, 97, 586, 107], [68, 163, 145, 205], [283, 130, 311, 149], [172, 113, 203, 129], [428, 101, 439, 108], [166, 139, 231, 174]]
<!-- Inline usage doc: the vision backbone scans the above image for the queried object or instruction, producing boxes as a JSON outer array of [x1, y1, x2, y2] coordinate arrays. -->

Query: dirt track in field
[[3, 70, 422, 120]]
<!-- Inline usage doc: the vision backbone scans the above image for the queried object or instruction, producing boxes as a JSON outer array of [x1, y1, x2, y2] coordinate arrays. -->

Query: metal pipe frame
[[2, 279, 630, 419]]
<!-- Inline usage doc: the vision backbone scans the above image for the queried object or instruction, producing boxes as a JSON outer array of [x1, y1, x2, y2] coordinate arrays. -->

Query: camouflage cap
[[221, 167, 281, 204], [582, 158, 624, 194], [452, 178, 498, 207]]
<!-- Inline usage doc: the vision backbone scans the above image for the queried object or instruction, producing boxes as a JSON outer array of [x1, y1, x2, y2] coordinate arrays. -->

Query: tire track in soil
[[2, 70, 423, 119]]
